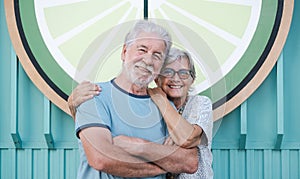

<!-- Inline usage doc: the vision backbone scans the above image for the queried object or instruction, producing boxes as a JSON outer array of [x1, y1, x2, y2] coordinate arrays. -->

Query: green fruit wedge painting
[[5, 0, 293, 120]]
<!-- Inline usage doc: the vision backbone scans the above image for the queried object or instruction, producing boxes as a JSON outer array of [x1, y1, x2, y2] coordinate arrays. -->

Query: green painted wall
[[1, 0, 299, 178]]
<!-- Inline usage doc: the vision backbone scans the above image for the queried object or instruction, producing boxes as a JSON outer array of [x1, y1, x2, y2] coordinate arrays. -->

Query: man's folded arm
[[79, 127, 166, 177], [113, 135, 199, 174]]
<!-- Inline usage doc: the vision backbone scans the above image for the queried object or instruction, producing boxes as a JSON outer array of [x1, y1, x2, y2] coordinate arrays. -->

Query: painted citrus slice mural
[[5, 0, 293, 119]]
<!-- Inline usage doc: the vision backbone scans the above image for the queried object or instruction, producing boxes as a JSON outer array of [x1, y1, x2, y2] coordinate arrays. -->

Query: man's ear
[[121, 44, 127, 61]]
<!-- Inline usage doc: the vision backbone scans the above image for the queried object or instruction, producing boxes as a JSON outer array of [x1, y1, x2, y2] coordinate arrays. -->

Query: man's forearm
[[81, 128, 166, 177]]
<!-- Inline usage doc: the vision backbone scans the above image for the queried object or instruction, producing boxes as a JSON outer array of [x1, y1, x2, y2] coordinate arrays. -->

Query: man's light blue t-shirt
[[75, 79, 168, 179]]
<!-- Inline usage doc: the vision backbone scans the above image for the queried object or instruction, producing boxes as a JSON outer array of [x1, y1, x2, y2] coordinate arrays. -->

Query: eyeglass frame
[[159, 68, 194, 79]]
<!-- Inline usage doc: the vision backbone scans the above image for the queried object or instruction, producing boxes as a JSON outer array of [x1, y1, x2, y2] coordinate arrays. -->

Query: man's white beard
[[125, 61, 156, 88], [133, 75, 155, 88]]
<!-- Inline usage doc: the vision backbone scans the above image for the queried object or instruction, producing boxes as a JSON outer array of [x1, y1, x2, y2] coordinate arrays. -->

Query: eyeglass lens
[[161, 68, 191, 79]]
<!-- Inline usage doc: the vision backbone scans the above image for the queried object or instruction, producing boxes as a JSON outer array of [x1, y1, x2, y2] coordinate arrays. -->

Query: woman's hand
[[163, 137, 176, 146], [148, 87, 168, 106], [68, 81, 101, 119]]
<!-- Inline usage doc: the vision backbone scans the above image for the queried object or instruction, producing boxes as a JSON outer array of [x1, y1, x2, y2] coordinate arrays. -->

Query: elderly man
[[75, 20, 198, 179]]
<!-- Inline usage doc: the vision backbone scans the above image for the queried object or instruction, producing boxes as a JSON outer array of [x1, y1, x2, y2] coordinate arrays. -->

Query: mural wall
[[1, 0, 300, 178]]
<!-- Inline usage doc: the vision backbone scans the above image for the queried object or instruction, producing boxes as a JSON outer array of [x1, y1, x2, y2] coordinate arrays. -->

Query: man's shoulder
[[94, 80, 114, 96], [95, 80, 112, 88]]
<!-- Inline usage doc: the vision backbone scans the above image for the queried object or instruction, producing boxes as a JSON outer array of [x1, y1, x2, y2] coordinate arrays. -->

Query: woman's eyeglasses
[[160, 68, 192, 79]]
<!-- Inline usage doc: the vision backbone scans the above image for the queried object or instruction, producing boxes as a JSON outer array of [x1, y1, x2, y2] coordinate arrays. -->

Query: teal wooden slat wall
[[1, 0, 300, 178]]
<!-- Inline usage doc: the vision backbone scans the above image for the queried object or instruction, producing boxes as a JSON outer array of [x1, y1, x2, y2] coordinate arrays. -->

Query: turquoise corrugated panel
[[212, 107, 241, 149], [289, 150, 300, 179], [0, 149, 79, 178], [17, 149, 33, 178], [282, 3, 300, 149], [246, 67, 277, 149], [15, 63, 77, 149], [1, 149, 16, 179], [0, 0, 14, 149], [272, 150, 282, 179], [17, 64, 46, 148], [64, 149, 80, 179], [32, 149, 49, 179], [211, 149, 300, 179], [50, 104, 77, 149], [50, 149, 65, 179], [263, 150, 272, 179], [212, 150, 229, 179]]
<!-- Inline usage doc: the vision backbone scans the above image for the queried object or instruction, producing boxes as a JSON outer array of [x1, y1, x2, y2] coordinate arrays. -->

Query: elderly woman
[[68, 48, 213, 179]]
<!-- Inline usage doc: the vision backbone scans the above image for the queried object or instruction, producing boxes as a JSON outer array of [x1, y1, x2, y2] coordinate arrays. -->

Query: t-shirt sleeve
[[75, 97, 110, 139], [182, 95, 213, 147]]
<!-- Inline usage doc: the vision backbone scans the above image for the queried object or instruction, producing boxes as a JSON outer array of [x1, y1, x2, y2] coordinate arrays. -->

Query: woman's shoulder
[[188, 95, 212, 107]]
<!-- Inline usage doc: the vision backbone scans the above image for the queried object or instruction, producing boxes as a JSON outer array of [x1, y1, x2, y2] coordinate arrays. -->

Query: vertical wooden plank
[[281, 0, 300, 149], [212, 150, 219, 179], [229, 150, 237, 179], [10, 50, 21, 148], [247, 67, 277, 149], [238, 150, 246, 179], [17, 149, 33, 179], [0, 0, 14, 149], [0, 150, 1, 178], [263, 150, 272, 179], [289, 150, 299, 179], [32, 149, 48, 179], [65, 149, 78, 179], [240, 101, 247, 149], [246, 150, 255, 179], [27, 149, 33, 179], [281, 150, 289, 179], [298, 150, 300, 179], [1, 149, 17, 179], [275, 53, 284, 149], [222, 150, 229, 179], [299, 150, 300, 179], [0, 150, 2, 179], [12, 149, 18, 179], [44, 149, 50, 179], [49, 149, 65, 179], [271, 150, 281, 179], [250, 150, 263, 179], [44, 97, 54, 148]]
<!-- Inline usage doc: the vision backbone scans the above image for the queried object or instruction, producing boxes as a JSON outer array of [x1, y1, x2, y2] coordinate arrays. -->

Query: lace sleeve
[[182, 95, 213, 147]]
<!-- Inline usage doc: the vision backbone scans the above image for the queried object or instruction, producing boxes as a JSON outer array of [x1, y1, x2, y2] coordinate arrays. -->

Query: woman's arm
[[113, 135, 198, 174], [67, 81, 101, 119], [148, 88, 203, 148]]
